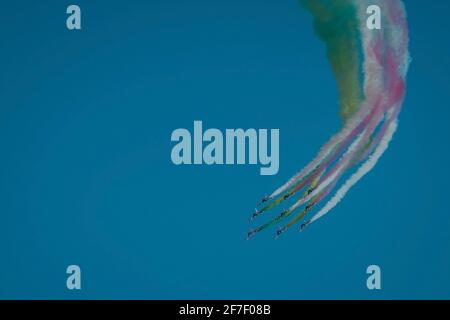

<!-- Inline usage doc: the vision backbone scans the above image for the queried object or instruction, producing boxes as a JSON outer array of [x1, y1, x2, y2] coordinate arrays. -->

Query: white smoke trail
[[308, 119, 398, 224], [268, 1, 385, 200], [305, 0, 409, 226], [287, 129, 367, 212], [310, 104, 387, 192]]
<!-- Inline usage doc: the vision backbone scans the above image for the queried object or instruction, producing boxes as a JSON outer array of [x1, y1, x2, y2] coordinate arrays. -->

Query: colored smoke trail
[[248, 0, 410, 239]]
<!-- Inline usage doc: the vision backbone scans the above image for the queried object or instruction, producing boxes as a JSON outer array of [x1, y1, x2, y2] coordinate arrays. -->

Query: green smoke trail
[[300, 0, 364, 121]]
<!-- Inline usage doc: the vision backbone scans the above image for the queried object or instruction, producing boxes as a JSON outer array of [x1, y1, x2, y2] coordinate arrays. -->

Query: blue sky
[[0, 0, 449, 299]]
